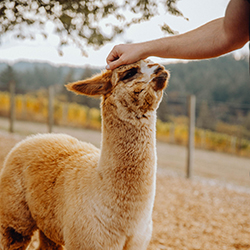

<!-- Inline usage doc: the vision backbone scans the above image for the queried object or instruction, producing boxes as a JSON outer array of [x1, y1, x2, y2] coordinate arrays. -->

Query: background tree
[[59, 68, 76, 102], [0, 65, 17, 92], [197, 101, 216, 130], [80, 66, 93, 80], [244, 112, 250, 131], [0, 0, 186, 55]]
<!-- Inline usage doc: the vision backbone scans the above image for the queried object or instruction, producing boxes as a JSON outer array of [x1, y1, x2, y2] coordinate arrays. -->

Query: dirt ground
[[0, 127, 250, 250]]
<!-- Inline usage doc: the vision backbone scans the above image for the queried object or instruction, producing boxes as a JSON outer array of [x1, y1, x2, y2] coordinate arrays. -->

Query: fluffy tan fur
[[0, 60, 169, 250]]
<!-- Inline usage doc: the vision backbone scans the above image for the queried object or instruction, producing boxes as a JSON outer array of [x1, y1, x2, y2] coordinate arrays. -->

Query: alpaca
[[0, 59, 169, 250]]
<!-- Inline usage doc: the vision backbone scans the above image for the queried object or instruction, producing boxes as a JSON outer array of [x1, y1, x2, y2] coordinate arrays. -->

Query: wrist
[[140, 38, 167, 59], [136, 41, 154, 59]]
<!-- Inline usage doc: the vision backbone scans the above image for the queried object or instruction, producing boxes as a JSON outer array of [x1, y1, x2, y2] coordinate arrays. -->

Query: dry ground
[[0, 121, 250, 250]]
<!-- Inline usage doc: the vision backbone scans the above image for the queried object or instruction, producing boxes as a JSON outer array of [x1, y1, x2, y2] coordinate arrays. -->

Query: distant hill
[[0, 55, 249, 115], [164, 55, 249, 103], [1, 61, 102, 78], [0, 60, 101, 92], [0, 63, 7, 72]]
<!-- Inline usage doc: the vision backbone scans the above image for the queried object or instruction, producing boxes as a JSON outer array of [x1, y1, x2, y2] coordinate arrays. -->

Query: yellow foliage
[[54, 100, 63, 122], [15, 95, 23, 113], [0, 92, 10, 111], [89, 108, 101, 129], [216, 121, 239, 136], [170, 115, 188, 125], [156, 120, 170, 136], [67, 103, 88, 126], [174, 124, 188, 145], [156, 119, 250, 157], [0, 91, 249, 157]]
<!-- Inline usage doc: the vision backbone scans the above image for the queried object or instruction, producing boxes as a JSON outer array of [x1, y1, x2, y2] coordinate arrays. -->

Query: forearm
[[106, 0, 249, 70], [141, 17, 248, 60]]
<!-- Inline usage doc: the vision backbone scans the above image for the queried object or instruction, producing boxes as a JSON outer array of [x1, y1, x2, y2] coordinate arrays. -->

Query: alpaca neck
[[98, 108, 157, 189]]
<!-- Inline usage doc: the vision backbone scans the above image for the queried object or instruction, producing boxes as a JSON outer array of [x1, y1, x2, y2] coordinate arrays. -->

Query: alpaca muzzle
[[152, 71, 169, 91]]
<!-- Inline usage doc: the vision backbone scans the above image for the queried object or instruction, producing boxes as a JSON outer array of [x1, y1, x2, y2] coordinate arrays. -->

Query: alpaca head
[[66, 60, 169, 121]]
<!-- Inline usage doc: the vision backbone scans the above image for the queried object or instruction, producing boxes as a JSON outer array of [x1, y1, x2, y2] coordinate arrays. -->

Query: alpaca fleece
[[0, 60, 169, 250]]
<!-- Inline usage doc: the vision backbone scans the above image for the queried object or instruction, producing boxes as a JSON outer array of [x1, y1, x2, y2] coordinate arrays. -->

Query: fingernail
[[106, 64, 110, 70]]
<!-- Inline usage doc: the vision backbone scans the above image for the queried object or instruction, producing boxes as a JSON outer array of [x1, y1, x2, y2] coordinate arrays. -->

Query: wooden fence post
[[48, 85, 54, 133], [187, 95, 196, 178], [9, 81, 15, 133]]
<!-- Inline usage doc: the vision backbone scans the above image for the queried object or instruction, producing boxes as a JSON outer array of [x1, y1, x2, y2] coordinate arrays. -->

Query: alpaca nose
[[152, 71, 169, 91], [140, 60, 169, 89]]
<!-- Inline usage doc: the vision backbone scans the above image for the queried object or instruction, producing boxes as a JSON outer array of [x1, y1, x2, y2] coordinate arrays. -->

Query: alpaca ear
[[66, 70, 112, 96]]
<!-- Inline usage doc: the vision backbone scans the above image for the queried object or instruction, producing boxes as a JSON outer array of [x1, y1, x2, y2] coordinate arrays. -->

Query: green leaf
[[59, 13, 73, 27]]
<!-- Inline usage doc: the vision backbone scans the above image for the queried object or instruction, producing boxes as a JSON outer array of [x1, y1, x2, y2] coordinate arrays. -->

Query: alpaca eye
[[121, 68, 138, 81]]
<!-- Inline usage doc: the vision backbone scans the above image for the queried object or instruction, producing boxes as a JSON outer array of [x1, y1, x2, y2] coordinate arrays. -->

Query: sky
[[0, 0, 248, 68]]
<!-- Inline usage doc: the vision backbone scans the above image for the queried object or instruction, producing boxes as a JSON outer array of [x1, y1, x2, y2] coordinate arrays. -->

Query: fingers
[[106, 57, 124, 70], [106, 43, 142, 70], [106, 44, 125, 70], [106, 43, 148, 70], [106, 46, 120, 65]]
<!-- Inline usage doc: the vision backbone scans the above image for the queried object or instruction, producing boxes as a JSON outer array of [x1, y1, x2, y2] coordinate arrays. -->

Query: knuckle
[[118, 58, 126, 66], [119, 57, 125, 63], [115, 44, 123, 50]]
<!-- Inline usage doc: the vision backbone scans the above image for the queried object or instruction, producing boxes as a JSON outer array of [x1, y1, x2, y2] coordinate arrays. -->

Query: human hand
[[106, 43, 146, 70]]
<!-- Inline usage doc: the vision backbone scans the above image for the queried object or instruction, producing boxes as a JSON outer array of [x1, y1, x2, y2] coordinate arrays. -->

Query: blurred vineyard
[[157, 119, 250, 157], [0, 91, 250, 158]]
